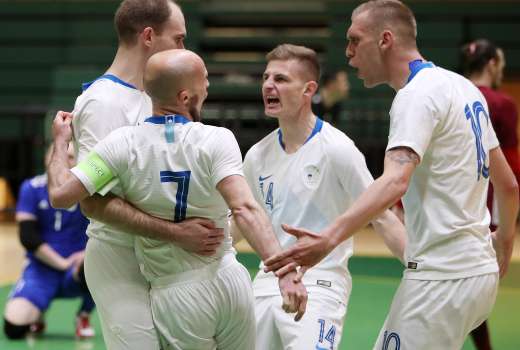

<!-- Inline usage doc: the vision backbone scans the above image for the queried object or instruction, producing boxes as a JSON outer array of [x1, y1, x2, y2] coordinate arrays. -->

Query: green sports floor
[[1, 256, 519, 350]]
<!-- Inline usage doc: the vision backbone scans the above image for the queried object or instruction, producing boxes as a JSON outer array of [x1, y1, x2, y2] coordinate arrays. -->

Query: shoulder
[[75, 80, 131, 115], [245, 129, 278, 159], [319, 122, 361, 158], [401, 66, 453, 98], [186, 123, 236, 142]]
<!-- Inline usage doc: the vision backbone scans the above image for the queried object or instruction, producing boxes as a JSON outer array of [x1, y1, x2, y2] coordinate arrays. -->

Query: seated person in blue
[[3, 144, 95, 340]]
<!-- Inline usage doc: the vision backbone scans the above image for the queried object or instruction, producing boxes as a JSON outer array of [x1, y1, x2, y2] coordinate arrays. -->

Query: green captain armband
[[76, 152, 115, 192]]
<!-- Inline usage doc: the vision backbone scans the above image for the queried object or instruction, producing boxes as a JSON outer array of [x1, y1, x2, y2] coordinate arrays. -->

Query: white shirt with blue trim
[[245, 119, 372, 301], [388, 64, 500, 280], [73, 115, 242, 282], [72, 75, 152, 247]]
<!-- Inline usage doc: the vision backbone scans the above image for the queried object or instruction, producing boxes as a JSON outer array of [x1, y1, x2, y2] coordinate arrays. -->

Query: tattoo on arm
[[386, 147, 420, 166]]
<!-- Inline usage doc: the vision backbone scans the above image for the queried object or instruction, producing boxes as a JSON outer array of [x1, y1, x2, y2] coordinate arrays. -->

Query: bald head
[[144, 49, 206, 105], [353, 0, 417, 48]]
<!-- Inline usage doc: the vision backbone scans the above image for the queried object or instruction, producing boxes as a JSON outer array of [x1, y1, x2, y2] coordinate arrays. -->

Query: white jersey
[[72, 115, 241, 283], [73, 75, 152, 247], [245, 119, 372, 301], [387, 64, 500, 280]]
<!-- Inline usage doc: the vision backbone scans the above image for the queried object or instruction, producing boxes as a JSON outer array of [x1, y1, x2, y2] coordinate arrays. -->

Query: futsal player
[[265, 1, 518, 349], [3, 145, 94, 340], [238, 44, 406, 349], [68, 1, 224, 349]]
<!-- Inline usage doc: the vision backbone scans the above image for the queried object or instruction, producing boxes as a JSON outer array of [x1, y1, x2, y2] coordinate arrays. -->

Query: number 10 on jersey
[[160, 170, 191, 222]]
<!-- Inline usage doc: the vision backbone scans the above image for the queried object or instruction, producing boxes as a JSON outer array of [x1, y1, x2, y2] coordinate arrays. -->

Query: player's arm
[[47, 112, 91, 208], [79, 194, 224, 255], [229, 217, 244, 246], [489, 146, 519, 278], [265, 147, 418, 277], [370, 210, 407, 264], [217, 175, 280, 259], [217, 174, 307, 320], [17, 212, 71, 271]]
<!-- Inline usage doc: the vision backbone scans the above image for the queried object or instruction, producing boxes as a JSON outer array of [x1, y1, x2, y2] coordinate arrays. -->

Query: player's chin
[[264, 108, 281, 118]]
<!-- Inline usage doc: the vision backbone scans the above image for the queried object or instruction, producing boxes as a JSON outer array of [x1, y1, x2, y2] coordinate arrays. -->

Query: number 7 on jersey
[[160, 170, 191, 222]]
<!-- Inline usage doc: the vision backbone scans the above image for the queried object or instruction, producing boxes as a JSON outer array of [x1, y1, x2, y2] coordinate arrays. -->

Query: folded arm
[[17, 212, 73, 271]]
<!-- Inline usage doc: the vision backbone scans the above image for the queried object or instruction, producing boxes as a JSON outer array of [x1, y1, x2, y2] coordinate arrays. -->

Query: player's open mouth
[[266, 95, 280, 106]]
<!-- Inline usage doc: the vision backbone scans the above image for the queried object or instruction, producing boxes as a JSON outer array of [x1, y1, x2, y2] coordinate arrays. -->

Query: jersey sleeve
[[207, 128, 244, 188], [243, 148, 263, 205], [328, 139, 374, 201], [73, 97, 128, 162], [15, 180, 37, 215], [387, 89, 443, 160], [70, 128, 128, 195]]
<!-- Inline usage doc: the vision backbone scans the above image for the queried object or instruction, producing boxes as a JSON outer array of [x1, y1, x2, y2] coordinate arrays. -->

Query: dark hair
[[460, 39, 499, 76], [353, 0, 417, 45], [114, 0, 176, 46], [266, 44, 320, 81]]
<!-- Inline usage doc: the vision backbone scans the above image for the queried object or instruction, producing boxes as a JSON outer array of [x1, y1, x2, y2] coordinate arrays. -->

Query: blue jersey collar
[[144, 114, 191, 125], [144, 115, 191, 143], [82, 74, 138, 92], [407, 59, 434, 83], [278, 117, 323, 151]]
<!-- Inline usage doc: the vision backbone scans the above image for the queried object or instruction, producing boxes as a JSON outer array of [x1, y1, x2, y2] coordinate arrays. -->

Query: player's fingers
[[294, 293, 307, 321], [264, 248, 296, 270], [281, 293, 292, 313], [198, 249, 217, 256], [264, 258, 292, 274], [207, 228, 224, 238], [205, 239, 223, 247], [293, 266, 309, 283], [196, 217, 216, 229], [273, 262, 298, 278], [281, 224, 305, 238]]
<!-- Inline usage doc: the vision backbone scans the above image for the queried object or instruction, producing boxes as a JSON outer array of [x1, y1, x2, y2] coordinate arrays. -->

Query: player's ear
[[303, 80, 318, 97], [140, 27, 154, 48], [379, 30, 393, 51], [178, 89, 190, 106]]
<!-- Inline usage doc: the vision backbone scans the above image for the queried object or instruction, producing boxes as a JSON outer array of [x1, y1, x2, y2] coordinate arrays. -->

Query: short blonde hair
[[266, 44, 320, 82]]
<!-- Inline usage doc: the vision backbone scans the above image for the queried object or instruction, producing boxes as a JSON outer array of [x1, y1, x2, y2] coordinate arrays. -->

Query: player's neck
[[153, 106, 191, 120], [388, 49, 424, 91], [105, 45, 148, 91], [278, 109, 316, 154]]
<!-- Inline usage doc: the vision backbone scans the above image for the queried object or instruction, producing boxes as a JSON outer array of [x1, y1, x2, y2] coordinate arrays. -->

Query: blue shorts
[[9, 259, 93, 312]]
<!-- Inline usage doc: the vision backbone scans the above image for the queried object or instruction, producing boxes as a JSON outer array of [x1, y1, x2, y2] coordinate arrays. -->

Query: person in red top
[[461, 38, 520, 350]]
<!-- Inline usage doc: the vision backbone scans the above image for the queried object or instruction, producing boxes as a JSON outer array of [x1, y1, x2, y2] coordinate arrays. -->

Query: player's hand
[[66, 251, 85, 270], [491, 230, 514, 278], [278, 271, 307, 321], [173, 217, 224, 256], [52, 111, 74, 143], [264, 224, 333, 282]]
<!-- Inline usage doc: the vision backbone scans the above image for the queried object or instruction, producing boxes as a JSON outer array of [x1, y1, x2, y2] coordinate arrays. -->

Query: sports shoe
[[75, 312, 95, 339]]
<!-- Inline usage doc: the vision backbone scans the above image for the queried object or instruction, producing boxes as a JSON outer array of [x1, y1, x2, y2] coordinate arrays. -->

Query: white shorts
[[255, 292, 348, 350], [373, 273, 499, 350], [84, 238, 159, 350], [150, 256, 255, 350]]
